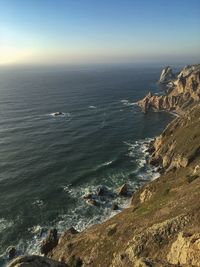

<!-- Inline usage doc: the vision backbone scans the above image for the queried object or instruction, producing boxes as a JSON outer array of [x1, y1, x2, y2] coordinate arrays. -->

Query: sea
[[0, 63, 177, 265]]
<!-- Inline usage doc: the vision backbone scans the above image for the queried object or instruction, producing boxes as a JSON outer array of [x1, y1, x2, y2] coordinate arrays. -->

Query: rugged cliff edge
[[8, 65, 200, 267], [137, 64, 200, 113]]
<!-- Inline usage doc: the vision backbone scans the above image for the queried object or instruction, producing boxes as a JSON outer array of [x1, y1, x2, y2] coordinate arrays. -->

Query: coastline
[[6, 64, 200, 267]]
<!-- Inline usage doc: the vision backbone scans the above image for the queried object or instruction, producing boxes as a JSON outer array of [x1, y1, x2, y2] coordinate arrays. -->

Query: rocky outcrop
[[149, 103, 200, 172], [137, 64, 200, 113], [7, 255, 67, 267], [117, 183, 128, 196], [159, 66, 175, 84], [167, 232, 200, 266]]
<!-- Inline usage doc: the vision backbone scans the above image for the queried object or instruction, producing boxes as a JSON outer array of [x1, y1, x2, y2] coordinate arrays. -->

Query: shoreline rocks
[[117, 183, 128, 196], [41, 229, 58, 256]]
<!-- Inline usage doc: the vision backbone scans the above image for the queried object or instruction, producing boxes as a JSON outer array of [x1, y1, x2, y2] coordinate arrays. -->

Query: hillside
[[7, 65, 200, 267]]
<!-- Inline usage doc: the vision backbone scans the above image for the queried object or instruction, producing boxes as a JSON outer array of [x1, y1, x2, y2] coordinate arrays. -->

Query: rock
[[167, 232, 200, 266], [159, 66, 175, 84], [111, 203, 119, 210], [139, 187, 153, 203], [86, 199, 98, 206], [96, 186, 107, 196], [117, 183, 128, 196], [53, 112, 64, 116], [82, 193, 93, 199], [137, 64, 200, 113], [6, 246, 16, 260], [7, 255, 67, 267], [194, 164, 200, 174], [40, 228, 58, 256]]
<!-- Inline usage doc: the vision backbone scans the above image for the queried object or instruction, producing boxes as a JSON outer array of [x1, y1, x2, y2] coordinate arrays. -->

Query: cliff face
[[159, 66, 175, 84], [137, 64, 200, 113], [8, 66, 200, 267], [149, 103, 200, 172]]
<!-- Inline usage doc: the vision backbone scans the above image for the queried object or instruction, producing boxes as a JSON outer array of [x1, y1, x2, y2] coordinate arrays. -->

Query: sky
[[0, 0, 200, 65]]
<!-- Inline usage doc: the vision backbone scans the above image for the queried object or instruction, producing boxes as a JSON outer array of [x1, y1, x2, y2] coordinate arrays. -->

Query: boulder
[[6, 246, 16, 260], [40, 228, 58, 256], [111, 203, 119, 210], [117, 184, 128, 196]]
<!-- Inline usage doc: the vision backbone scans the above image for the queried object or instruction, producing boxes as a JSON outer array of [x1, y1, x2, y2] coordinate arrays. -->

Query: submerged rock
[[40, 228, 58, 256], [53, 112, 64, 116]]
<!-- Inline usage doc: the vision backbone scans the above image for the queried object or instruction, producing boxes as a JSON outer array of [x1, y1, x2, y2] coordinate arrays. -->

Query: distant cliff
[[137, 64, 200, 113]]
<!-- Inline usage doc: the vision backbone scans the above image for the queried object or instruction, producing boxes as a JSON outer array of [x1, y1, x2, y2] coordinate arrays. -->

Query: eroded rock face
[[110, 215, 190, 267], [149, 104, 200, 172], [137, 64, 200, 113], [159, 66, 175, 84], [167, 232, 200, 266], [7, 255, 67, 267]]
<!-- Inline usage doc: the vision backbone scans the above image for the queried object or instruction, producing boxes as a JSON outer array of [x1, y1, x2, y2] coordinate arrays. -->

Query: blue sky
[[0, 0, 200, 64]]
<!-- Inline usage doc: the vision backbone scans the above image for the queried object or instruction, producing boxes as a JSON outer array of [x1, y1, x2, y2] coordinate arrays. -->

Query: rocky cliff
[[8, 65, 200, 267], [137, 64, 200, 113]]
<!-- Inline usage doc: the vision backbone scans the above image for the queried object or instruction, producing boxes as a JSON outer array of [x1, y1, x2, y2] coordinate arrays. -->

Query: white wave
[[120, 99, 136, 106], [89, 105, 97, 109], [32, 199, 44, 207], [101, 160, 113, 166], [120, 99, 129, 103], [13, 137, 159, 258]]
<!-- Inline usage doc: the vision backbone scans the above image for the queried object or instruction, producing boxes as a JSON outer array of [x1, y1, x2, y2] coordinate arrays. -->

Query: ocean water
[[0, 64, 175, 263]]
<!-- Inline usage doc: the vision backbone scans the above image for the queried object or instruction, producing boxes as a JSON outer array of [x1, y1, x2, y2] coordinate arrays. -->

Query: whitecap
[[101, 160, 113, 166], [120, 99, 137, 106], [32, 199, 44, 207], [89, 106, 97, 109]]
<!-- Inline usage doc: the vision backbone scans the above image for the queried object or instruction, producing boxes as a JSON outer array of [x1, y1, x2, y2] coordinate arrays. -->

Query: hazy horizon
[[0, 0, 200, 66]]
